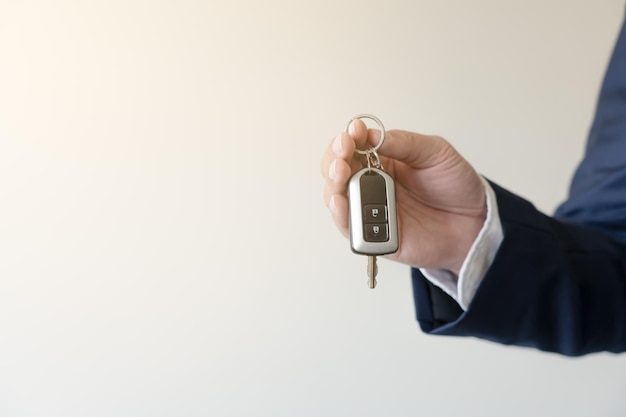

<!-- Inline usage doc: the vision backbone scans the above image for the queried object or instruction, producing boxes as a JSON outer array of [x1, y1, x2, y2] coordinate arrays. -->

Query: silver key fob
[[348, 167, 399, 256]]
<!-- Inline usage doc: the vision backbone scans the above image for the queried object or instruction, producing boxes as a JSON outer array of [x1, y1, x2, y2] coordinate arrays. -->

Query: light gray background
[[1, 1, 625, 416]]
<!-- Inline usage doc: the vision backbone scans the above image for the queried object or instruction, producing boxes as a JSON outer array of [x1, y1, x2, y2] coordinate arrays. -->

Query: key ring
[[345, 114, 386, 155], [366, 150, 381, 170]]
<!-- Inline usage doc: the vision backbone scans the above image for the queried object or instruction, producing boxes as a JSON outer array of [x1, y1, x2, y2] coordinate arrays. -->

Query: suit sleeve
[[411, 7, 626, 356], [412, 182, 626, 356]]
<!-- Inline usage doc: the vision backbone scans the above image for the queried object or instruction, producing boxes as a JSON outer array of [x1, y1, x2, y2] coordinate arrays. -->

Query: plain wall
[[1, 1, 625, 416]]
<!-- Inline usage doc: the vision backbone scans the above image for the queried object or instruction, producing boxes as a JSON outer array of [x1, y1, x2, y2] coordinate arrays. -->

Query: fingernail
[[329, 195, 337, 215], [332, 134, 343, 155], [329, 159, 337, 180], [348, 121, 355, 137]]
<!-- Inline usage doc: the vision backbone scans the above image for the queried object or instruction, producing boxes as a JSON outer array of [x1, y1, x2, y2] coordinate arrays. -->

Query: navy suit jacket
[[412, 9, 626, 356]]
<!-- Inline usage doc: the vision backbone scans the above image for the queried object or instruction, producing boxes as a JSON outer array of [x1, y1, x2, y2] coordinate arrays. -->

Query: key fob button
[[364, 223, 389, 242], [364, 204, 387, 222]]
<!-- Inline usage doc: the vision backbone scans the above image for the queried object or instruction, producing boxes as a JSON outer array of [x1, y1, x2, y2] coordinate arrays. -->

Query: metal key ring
[[345, 114, 386, 155]]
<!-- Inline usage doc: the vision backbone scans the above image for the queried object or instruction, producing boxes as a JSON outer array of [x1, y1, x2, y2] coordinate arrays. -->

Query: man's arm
[[413, 181, 626, 356]]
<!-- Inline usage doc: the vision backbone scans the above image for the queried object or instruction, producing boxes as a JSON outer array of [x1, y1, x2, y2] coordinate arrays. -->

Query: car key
[[367, 254, 378, 289], [346, 114, 399, 289]]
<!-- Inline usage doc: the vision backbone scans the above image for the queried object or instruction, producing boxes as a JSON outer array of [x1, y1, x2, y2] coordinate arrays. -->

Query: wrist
[[420, 177, 503, 309]]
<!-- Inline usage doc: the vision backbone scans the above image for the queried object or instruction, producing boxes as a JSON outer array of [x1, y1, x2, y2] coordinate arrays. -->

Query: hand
[[321, 119, 487, 275]]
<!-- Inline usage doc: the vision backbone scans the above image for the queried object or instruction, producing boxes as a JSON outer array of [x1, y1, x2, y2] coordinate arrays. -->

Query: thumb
[[369, 129, 452, 168]]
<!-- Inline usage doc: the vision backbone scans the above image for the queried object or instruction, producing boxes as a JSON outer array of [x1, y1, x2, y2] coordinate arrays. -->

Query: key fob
[[348, 167, 399, 256]]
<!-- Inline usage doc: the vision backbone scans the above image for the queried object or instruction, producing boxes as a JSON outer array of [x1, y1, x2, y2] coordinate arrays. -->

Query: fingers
[[322, 157, 352, 205], [320, 119, 371, 205], [321, 119, 372, 236], [319, 118, 368, 178], [320, 132, 354, 179], [329, 194, 349, 237], [349, 118, 369, 150]]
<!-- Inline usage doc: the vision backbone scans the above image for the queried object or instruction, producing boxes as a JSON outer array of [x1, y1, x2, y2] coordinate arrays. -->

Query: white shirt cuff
[[419, 177, 503, 310]]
